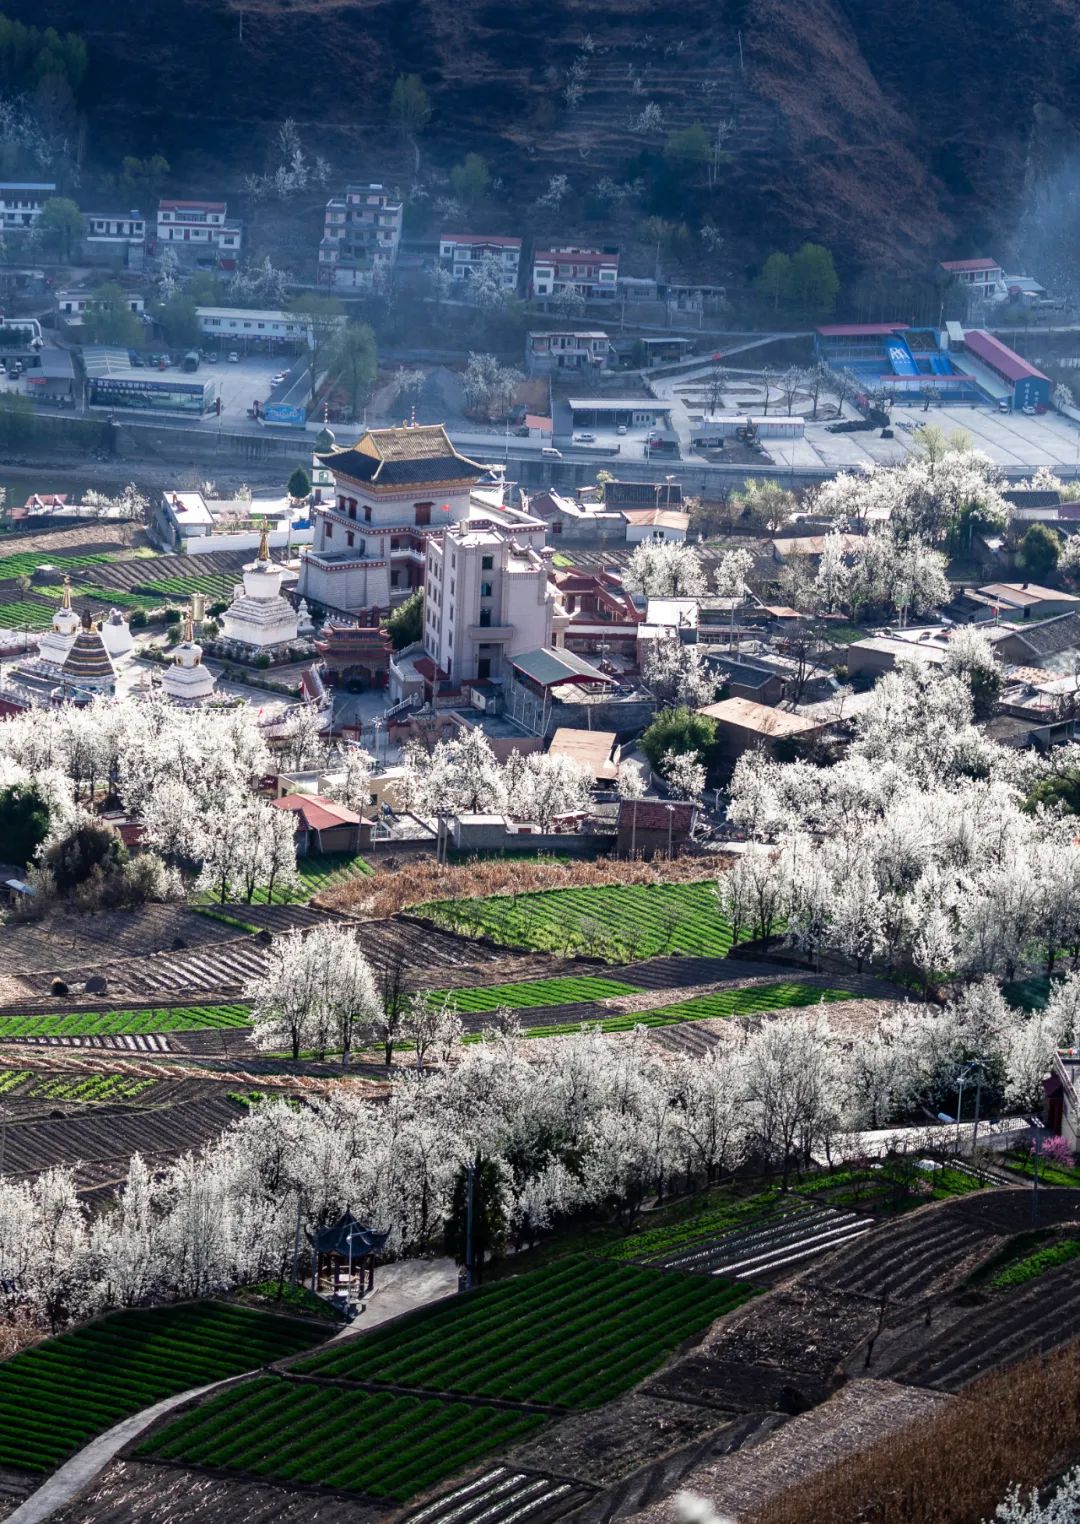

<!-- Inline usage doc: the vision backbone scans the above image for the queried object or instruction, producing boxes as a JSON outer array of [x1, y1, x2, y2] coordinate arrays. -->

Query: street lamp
[[953, 1059, 985, 1155]]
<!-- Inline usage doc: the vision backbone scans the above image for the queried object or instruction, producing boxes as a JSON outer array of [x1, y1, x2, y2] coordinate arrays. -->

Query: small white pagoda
[[162, 611, 217, 706], [220, 524, 298, 655], [100, 607, 134, 660], [34, 577, 82, 676]]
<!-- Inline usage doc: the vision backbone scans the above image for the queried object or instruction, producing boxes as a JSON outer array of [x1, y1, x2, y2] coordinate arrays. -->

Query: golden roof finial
[[257, 521, 270, 562], [61, 575, 71, 611], [184, 609, 195, 644]]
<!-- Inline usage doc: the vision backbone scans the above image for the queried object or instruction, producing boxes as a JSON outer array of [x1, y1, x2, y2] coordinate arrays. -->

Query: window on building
[[346, 531, 354, 547], [481, 555, 493, 570], [415, 502, 431, 526], [478, 609, 492, 627], [325, 523, 333, 539], [480, 581, 493, 598]]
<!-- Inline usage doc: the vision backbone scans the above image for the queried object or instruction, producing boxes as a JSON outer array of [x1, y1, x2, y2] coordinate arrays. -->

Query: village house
[[951, 583, 1080, 623], [547, 726, 620, 785], [319, 183, 403, 290], [57, 288, 146, 325], [621, 507, 690, 544], [81, 210, 148, 265], [699, 696, 829, 765], [153, 200, 242, 265], [525, 330, 611, 375], [0, 181, 55, 230], [530, 246, 619, 303], [270, 794, 371, 856], [440, 233, 521, 291], [1046, 1049, 1080, 1155], [551, 567, 642, 658]]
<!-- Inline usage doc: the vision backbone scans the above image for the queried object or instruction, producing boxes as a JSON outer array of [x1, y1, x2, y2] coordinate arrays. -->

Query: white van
[[541, 446, 562, 459]]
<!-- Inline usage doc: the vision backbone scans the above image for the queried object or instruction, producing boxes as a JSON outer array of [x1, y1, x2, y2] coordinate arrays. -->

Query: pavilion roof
[[306, 1209, 389, 1258]]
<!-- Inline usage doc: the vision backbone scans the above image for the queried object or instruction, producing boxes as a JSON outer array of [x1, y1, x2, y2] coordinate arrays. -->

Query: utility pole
[[1031, 1125, 1044, 1228], [290, 1191, 303, 1287], [464, 1159, 475, 1292]]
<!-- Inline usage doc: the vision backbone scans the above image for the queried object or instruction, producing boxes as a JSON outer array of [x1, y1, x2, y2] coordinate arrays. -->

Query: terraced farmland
[[261, 852, 373, 905], [0, 550, 113, 581], [296, 1256, 754, 1409], [0, 1302, 328, 1474], [0, 1004, 251, 1041], [518, 983, 855, 1039], [419, 882, 746, 962], [137, 1380, 549, 1502], [435, 975, 643, 1012], [26, 1072, 157, 1103]]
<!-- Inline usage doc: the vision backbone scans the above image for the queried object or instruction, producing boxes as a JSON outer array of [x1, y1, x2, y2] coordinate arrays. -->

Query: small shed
[[270, 793, 371, 854], [616, 797, 697, 858], [698, 696, 827, 763]]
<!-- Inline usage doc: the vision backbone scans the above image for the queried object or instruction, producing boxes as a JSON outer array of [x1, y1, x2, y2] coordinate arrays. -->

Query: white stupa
[[220, 524, 299, 653], [162, 612, 217, 706], [35, 577, 82, 675], [101, 607, 134, 659], [296, 598, 315, 637]]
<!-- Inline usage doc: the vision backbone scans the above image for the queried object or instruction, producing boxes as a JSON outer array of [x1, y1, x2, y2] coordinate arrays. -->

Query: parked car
[[227, 352, 240, 363], [998, 399, 1010, 413], [616, 424, 627, 436], [207, 352, 219, 363], [1022, 405, 1037, 416], [272, 372, 287, 386], [573, 431, 597, 444]]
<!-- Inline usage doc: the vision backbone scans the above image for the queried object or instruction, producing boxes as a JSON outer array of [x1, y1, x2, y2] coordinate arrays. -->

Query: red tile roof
[[940, 258, 1000, 273], [271, 795, 364, 830], [442, 233, 522, 248], [617, 799, 696, 832], [962, 330, 1050, 385]]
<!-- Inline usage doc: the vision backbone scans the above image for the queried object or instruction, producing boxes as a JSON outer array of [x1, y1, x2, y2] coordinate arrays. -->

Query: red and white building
[[531, 246, 619, 302], [439, 233, 521, 291], [938, 258, 1004, 297], [155, 200, 242, 263]]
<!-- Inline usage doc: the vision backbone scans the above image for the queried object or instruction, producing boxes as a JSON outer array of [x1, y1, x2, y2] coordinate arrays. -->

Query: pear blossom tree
[[624, 539, 707, 598]]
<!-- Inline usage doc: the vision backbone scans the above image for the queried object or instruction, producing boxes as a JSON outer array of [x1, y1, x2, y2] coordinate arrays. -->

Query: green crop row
[[0, 1069, 30, 1094], [137, 1377, 547, 1502], [0, 1004, 251, 1040], [507, 983, 854, 1042], [991, 1237, 1080, 1290], [419, 880, 747, 962], [431, 975, 642, 1013], [0, 600, 59, 630], [0, 1302, 328, 1474], [296, 1255, 751, 1409], [0, 551, 112, 580], [29, 1073, 156, 1103]]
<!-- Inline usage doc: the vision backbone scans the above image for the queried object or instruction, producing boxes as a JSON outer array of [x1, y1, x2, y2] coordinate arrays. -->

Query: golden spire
[[184, 609, 195, 644], [61, 575, 71, 610], [257, 522, 270, 563]]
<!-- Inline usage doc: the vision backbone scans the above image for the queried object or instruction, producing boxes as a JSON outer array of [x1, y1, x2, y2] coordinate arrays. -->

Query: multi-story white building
[[299, 425, 487, 615], [195, 307, 310, 346], [300, 424, 548, 619], [424, 524, 557, 684], [0, 182, 55, 230], [531, 246, 619, 302], [439, 233, 522, 291], [318, 183, 403, 290], [155, 200, 242, 261], [525, 330, 611, 375]]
